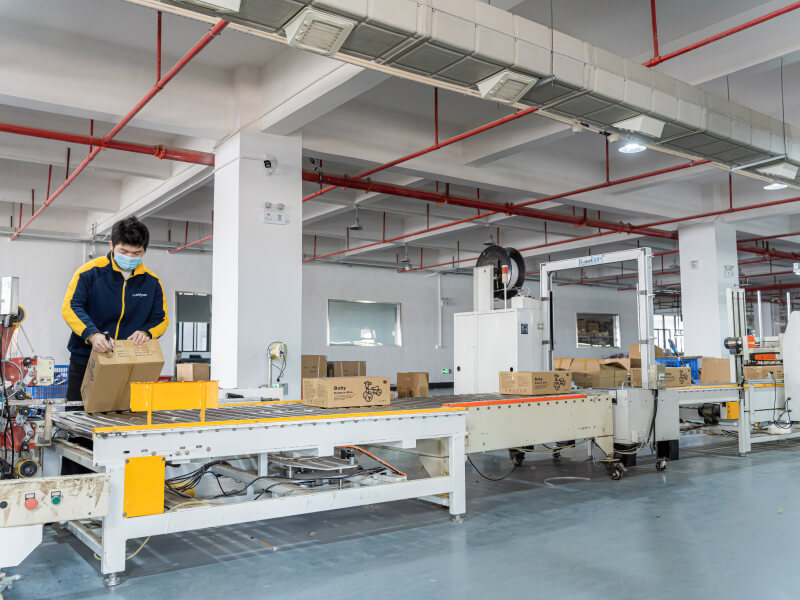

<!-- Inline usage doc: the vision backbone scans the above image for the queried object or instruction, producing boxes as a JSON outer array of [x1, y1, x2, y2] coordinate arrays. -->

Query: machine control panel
[[0, 473, 109, 527]]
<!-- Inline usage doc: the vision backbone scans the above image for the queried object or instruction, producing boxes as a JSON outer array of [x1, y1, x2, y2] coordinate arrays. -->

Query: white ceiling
[[0, 0, 799, 295]]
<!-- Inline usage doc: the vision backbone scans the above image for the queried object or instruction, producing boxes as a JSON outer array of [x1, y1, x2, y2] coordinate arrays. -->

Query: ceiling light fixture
[[477, 70, 537, 104], [348, 205, 363, 231], [618, 142, 646, 154], [399, 245, 411, 264], [764, 182, 788, 190], [284, 8, 356, 56]]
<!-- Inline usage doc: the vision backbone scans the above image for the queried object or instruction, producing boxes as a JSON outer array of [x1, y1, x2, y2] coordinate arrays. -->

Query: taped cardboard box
[[628, 344, 665, 359], [700, 358, 733, 384], [81, 339, 164, 412], [302, 376, 390, 408], [499, 371, 572, 396], [743, 365, 783, 380], [631, 367, 691, 388], [332, 361, 367, 377], [176, 363, 210, 382], [397, 372, 429, 398], [301, 355, 327, 379], [569, 358, 628, 389], [553, 357, 573, 371]]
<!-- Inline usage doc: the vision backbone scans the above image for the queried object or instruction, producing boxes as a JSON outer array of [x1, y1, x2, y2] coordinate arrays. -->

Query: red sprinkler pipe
[[739, 231, 800, 243], [10, 20, 227, 240], [515, 160, 711, 208], [649, 0, 660, 61], [0, 122, 215, 166], [302, 171, 677, 240], [169, 234, 213, 254], [644, 2, 800, 67], [302, 106, 540, 203]]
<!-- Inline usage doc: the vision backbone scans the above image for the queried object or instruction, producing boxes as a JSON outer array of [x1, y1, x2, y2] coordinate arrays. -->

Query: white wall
[[3, 239, 638, 384], [551, 284, 639, 358], [302, 263, 473, 384], [0, 237, 212, 375], [302, 264, 640, 383]]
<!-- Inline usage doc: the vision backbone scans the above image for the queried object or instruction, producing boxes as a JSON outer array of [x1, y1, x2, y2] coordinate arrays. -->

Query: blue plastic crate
[[29, 364, 69, 400], [656, 357, 700, 384]]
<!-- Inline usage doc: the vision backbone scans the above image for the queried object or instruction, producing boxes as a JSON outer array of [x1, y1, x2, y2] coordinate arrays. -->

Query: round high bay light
[[618, 142, 646, 154]]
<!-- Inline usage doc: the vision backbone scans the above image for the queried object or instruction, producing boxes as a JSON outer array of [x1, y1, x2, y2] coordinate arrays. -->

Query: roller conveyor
[[51, 393, 568, 437]]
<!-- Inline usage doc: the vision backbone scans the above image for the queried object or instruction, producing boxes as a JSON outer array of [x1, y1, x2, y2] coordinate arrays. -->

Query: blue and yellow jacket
[[62, 252, 169, 364]]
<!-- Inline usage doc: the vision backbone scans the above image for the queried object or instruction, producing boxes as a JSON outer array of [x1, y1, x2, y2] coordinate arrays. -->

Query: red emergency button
[[24, 497, 38, 510]]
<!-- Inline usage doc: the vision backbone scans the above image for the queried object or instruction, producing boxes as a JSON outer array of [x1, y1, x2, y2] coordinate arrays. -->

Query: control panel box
[[0, 473, 109, 527]]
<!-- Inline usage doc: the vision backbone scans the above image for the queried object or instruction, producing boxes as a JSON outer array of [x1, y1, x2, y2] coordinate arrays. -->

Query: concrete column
[[679, 223, 739, 357], [211, 131, 302, 394]]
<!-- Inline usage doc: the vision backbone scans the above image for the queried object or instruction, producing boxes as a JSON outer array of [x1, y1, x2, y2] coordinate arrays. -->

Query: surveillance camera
[[263, 159, 276, 176]]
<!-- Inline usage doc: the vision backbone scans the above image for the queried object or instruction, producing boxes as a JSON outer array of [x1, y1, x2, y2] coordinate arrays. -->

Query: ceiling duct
[[150, 0, 800, 184], [284, 7, 355, 56], [181, 0, 241, 11]]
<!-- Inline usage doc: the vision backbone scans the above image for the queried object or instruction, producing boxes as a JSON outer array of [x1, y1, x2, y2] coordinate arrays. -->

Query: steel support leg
[[447, 433, 466, 519], [101, 465, 127, 579]]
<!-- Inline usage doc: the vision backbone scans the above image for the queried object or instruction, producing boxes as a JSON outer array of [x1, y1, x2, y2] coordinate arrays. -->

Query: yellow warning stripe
[[92, 407, 464, 436]]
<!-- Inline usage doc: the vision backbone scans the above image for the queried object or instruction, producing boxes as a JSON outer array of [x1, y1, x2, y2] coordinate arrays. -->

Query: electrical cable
[[467, 455, 517, 482], [335, 445, 407, 477], [93, 500, 224, 561]]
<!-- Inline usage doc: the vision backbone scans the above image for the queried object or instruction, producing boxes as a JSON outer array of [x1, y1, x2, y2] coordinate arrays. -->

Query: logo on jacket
[[132, 293, 148, 298]]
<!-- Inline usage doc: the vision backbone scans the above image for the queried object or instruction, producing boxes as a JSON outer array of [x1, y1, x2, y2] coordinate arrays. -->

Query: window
[[327, 300, 402, 346], [175, 292, 211, 358], [654, 314, 684, 354], [576, 313, 620, 348]]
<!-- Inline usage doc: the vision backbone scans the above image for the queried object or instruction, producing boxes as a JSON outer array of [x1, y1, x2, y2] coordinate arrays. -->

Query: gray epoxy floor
[[9, 430, 800, 600]]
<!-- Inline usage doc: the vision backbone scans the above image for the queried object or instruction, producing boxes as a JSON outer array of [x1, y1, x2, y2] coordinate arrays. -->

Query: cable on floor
[[467, 455, 517, 482]]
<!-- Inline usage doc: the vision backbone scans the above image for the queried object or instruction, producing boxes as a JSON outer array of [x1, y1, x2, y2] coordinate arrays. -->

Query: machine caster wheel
[[104, 573, 123, 587], [655, 459, 668, 472], [552, 451, 561, 460], [609, 467, 623, 481], [510, 450, 525, 466]]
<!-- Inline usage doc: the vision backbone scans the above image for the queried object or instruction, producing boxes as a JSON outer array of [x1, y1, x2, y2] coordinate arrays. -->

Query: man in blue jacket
[[62, 216, 169, 404]]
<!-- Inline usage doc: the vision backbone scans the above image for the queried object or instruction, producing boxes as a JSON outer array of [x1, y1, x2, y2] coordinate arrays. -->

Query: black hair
[[111, 216, 149, 250]]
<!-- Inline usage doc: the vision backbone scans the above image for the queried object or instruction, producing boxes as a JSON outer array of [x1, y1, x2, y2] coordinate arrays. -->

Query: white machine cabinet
[[454, 296, 544, 394]]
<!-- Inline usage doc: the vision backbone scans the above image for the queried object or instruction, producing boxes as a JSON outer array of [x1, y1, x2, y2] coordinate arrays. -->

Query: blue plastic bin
[[656, 357, 700, 384], [29, 364, 69, 400]]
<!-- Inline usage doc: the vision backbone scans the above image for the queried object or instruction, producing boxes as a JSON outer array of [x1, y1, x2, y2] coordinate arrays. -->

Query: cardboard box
[[301, 355, 327, 379], [81, 340, 164, 412], [569, 358, 628, 389], [176, 363, 210, 382], [499, 371, 572, 396], [302, 377, 391, 408], [743, 365, 783, 380], [700, 358, 733, 384], [332, 361, 367, 377], [397, 372, 429, 398], [631, 367, 691, 388], [553, 357, 573, 371], [628, 344, 665, 359]]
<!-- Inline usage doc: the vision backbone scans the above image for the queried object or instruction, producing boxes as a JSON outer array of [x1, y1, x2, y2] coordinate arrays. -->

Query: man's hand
[[128, 331, 149, 346], [89, 333, 114, 354]]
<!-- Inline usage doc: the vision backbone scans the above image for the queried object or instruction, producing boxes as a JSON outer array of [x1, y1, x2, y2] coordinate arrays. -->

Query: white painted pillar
[[211, 132, 302, 394], [679, 223, 739, 357]]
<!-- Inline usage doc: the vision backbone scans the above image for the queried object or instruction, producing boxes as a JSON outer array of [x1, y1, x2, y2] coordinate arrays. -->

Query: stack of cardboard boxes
[[301, 354, 389, 409], [699, 357, 783, 384]]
